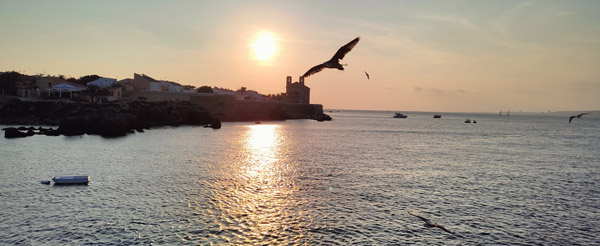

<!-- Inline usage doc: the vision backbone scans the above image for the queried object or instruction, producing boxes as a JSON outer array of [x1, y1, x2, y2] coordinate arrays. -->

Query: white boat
[[52, 176, 90, 185], [393, 113, 408, 118]]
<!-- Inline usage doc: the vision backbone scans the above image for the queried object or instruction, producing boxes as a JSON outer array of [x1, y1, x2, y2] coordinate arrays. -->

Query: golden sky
[[1, 0, 599, 112]]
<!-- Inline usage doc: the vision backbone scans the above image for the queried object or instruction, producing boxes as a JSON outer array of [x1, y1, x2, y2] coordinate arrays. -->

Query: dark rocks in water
[[210, 118, 221, 129], [314, 113, 332, 122], [43, 129, 60, 136], [3, 126, 60, 138], [37, 127, 59, 136], [3, 127, 30, 138], [18, 126, 35, 131], [1, 100, 212, 138]]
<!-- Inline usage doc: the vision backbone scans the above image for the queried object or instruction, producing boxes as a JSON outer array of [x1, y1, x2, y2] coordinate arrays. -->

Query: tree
[[0, 71, 21, 96], [87, 84, 100, 103], [77, 75, 100, 85], [196, 86, 213, 93]]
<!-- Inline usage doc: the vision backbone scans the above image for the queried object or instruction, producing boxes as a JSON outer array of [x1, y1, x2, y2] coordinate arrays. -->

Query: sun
[[252, 32, 276, 62]]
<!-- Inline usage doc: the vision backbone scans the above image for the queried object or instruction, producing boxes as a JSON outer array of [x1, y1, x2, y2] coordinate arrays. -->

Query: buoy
[[41, 180, 51, 185]]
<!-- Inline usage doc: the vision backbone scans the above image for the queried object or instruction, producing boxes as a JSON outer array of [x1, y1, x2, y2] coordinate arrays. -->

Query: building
[[285, 76, 310, 104], [51, 82, 88, 99], [212, 87, 264, 100], [87, 77, 122, 102], [182, 85, 196, 93], [34, 76, 86, 99], [117, 78, 135, 96], [87, 77, 117, 88], [131, 73, 161, 92], [159, 80, 184, 92]]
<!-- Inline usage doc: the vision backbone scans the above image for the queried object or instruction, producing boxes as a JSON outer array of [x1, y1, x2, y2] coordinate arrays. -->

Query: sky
[[1, 0, 599, 112]]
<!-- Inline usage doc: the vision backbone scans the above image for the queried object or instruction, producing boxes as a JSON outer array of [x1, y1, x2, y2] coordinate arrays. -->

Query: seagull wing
[[302, 64, 326, 78], [433, 224, 454, 234], [331, 37, 360, 61], [365, 71, 369, 79], [577, 113, 589, 117], [407, 211, 431, 224], [569, 116, 576, 123]]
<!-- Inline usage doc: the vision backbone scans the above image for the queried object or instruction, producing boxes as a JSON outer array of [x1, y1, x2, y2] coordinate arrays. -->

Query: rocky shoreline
[[1, 98, 218, 138]]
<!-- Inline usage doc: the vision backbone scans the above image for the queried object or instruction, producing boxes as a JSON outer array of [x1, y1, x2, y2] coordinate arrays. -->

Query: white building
[[52, 82, 87, 99], [182, 85, 196, 93], [242, 90, 264, 100], [87, 78, 117, 88], [159, 81, 183, 92], [149, 81, 161, 91], [212, 87, 264, 100], [212, 87, 236, 96]]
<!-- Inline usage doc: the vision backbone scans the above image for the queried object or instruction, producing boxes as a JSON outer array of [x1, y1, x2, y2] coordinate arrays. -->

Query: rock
[[210, 118, 221, 129], [3, 100, 213, 137], [3, 127, 29, 138], [43, 129, 60, 136], [314, 114, 332, 122]]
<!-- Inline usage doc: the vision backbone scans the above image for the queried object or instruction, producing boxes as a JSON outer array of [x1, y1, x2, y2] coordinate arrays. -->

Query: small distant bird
[[569, 113, 589, 124], [302, 37, 360, 78], [364, 71, 370, 79], [407, 211, 455, 235]]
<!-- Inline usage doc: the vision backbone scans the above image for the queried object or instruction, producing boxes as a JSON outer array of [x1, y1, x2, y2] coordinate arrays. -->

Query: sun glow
[[251, 32, 276, 62]]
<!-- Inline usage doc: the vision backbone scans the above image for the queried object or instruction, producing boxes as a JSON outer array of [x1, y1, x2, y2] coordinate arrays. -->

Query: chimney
[[299, 76, 304, 86], [286, 76, 292, 87]]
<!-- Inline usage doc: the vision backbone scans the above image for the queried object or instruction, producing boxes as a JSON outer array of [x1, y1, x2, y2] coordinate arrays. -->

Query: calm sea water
[[1, 111, 599, 245]]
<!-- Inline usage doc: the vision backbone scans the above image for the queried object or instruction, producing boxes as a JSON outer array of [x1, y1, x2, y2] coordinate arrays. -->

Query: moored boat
[[52, 176, 90, 185], [393, 113, 408, 118]]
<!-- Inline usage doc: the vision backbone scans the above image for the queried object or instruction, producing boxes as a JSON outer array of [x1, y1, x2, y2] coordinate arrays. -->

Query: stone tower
[[285, 76, 310, 104]]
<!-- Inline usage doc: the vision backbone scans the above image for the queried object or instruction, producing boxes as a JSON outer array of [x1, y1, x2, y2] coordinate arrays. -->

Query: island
[[0, 72, 331, 138]]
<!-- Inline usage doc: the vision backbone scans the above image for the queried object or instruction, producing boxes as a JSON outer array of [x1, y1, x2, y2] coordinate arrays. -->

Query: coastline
[[0, 97, 331, 138]]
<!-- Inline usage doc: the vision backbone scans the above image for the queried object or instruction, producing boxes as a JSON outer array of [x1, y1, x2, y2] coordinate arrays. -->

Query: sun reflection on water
[[202, 124, 313, 244], [244, 125, 281, 181]]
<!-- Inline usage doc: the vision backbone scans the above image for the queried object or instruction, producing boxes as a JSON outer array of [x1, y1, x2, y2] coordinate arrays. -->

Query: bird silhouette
[[407, 211, 455, 235], [302, 37, 360, 78], [364, 71, 370, 79], [569, 113, 589, 124]]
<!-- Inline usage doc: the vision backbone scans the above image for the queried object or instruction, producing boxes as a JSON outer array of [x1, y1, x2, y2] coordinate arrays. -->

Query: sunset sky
[[1, 0, 599, 112]]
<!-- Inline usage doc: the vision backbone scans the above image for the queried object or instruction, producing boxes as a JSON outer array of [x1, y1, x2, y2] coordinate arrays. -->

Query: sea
[[1, 110, 599, 245]]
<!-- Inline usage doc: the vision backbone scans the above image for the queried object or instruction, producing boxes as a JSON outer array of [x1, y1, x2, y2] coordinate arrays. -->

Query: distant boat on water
[[465, 119, 471, 123], [393, 113, 408, 118], [433, 114, 441, 118]]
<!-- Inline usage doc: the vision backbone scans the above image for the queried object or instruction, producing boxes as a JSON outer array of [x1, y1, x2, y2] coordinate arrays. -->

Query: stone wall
[[129, 91, 324, 121]]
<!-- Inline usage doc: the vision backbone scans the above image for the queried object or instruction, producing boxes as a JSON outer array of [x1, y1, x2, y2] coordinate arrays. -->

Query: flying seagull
[[407, 211, 455, 235], [301, 37, 360, 78], [364, 71, 370, 79], [569, 113, 589, 124]]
